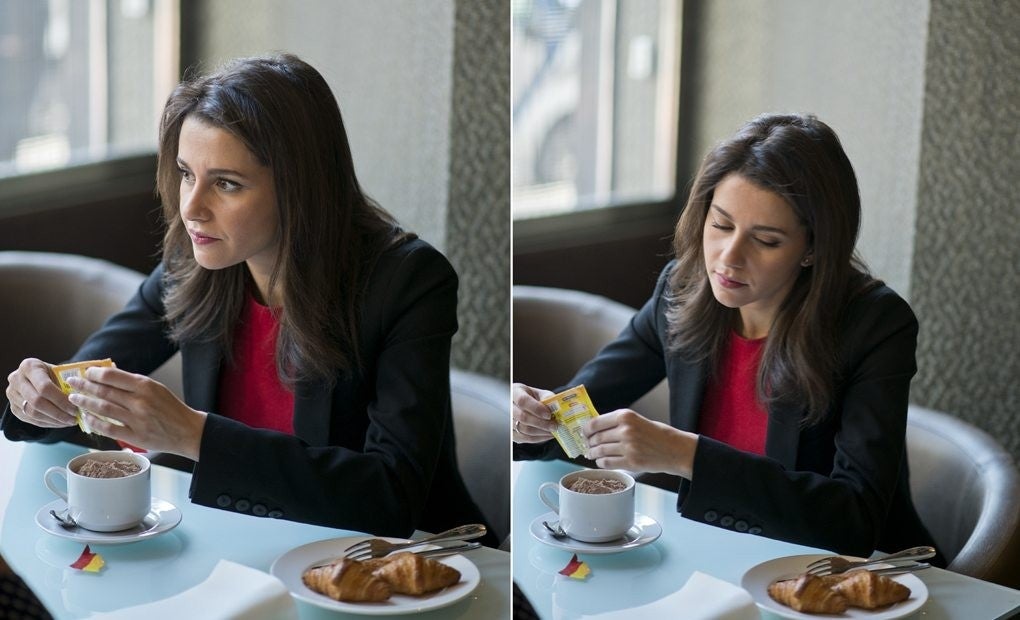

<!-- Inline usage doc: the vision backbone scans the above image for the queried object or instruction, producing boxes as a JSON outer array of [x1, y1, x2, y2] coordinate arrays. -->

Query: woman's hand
[[583, 409, 698, 479], [512, 383, 558, 443], [65, 366, 207, 461], [5, 358, 79, 428]]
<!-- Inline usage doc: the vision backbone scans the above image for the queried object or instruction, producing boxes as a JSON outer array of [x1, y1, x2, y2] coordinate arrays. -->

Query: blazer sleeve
[[678, 287, 919, 556], [1, 264, 177, 443], [188, 242, 459, 537], [514, 263, 672, 461]]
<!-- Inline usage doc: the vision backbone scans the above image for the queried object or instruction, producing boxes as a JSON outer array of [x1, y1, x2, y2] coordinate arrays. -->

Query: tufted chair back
[[0, 252, 183, 400], [512, 285, 669, 423], [450, 368, 510, 543], [906, 405, 1020, 588]]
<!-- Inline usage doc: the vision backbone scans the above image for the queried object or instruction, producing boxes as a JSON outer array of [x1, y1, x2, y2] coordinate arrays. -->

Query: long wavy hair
[[665, 113, 878, 425], [156, 53, 412, 385]]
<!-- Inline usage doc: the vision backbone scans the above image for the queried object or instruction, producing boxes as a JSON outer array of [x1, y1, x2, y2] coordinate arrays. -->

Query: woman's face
[[703, 173, 810, 337], [176, 116, 280, 290]]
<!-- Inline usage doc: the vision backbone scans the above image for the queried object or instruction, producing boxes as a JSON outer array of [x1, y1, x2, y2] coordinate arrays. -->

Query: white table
[[0, 438, 510, 618], [512, 459, 1020, 619]]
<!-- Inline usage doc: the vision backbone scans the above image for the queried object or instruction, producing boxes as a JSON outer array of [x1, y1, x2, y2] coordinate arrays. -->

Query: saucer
[[35, 497, 182, 545], [529, 511, 661, 554]]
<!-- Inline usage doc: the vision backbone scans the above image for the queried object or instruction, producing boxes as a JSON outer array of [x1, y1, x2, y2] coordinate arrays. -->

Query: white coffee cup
[[43, 451, 151, 532], [538, 469, 635, 542]]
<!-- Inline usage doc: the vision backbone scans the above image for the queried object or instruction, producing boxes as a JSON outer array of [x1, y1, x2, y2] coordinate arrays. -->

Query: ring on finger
[[513, 418, 521, 433], [22, 399, 29, 414]]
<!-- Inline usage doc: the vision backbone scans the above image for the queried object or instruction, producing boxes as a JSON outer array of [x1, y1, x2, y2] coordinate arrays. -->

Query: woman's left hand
[[583, 409, 698, 479], [65, 366, 207, 460]]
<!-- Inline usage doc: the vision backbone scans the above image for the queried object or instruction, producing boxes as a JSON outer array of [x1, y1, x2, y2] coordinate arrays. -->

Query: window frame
[[512, 0, 696, 254]]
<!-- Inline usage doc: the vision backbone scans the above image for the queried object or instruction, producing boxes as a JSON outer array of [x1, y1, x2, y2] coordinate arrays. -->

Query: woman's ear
[[800, 253, 814, 267]]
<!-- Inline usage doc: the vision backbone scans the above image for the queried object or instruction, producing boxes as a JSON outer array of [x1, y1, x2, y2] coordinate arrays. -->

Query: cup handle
[[538, 481, 560, 514], [43, 466, 69, 503]]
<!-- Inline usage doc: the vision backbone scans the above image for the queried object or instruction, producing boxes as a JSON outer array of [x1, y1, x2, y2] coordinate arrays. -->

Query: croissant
[[767, 574, 848, 614], [831, 569, 911, 609], [369, 552, 462, 596], [302, 558, 392, 602]]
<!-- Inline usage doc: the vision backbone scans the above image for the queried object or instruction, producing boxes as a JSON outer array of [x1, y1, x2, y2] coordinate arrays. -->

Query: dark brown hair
[[156, 53, 411, 384], [666, 113, 877, 424]]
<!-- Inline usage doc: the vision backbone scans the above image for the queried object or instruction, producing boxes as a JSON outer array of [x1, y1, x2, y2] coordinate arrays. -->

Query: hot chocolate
[[76, 458, 141, 479], [567, 477, 627, 494]]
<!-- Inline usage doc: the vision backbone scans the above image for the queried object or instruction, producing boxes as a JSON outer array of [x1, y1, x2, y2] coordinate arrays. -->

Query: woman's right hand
[[512, 383, 558, 443], [5, 358, 78, 428]]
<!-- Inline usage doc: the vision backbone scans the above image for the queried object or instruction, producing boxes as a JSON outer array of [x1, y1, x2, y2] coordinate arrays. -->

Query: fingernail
[[68, 393, 82, 405], [66, 377, 82, 388]]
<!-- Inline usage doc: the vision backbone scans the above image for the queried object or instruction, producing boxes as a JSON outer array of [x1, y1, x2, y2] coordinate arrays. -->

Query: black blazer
[[3, 239, 491, 543], [516, 261, 940, 560]]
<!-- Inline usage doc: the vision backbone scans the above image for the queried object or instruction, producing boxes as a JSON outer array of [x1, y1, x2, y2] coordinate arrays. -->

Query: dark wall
[[513, 228, 673, 310], [0, 192, 164, 275]]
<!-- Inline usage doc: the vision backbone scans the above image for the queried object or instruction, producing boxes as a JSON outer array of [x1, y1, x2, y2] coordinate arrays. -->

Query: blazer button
[[235, 499, 251, 512], [216, 494, 232, 508], [267, 509, 284, 519], [735, 520, 748, 532], [748, 526, 763, 535], [704, 510, 718, 523], [252, 503, 268, 517], [720, 515, 734, 528]]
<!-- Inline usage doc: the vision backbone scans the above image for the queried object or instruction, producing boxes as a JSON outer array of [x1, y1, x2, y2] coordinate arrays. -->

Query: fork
[[806, 546, 935, 576], [310, 542, 482, 570], [343, 523, 487, 560]]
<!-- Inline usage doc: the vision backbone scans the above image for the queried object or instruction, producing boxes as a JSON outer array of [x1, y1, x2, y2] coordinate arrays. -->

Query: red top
[[697, 332, 768, 455], [218, 293, 295, 434]]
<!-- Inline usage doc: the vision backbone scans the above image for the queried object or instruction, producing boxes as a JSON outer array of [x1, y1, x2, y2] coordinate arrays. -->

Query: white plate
[[270, 536, 481, 615], [741, 554, 929, 619], [529, 511, 662, 554], [35, 497, 182, 545]]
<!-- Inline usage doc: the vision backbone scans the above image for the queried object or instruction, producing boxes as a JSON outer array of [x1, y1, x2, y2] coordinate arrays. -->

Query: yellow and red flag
[[558, 553, 591, 580], [70, 545, 105, 573]]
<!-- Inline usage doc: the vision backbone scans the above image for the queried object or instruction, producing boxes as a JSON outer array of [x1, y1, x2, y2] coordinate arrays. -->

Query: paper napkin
[[583, 571, 758, 620], [88, 559, 297, 620]]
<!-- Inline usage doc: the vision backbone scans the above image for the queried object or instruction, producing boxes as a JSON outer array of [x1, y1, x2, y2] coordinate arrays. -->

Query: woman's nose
[[719, 236, 745, 266], [180, 184, 208, 221]]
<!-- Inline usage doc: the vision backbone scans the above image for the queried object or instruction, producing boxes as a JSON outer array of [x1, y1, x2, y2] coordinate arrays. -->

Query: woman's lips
[[189, 231, 219, 245], [715, 272, 746, 289]]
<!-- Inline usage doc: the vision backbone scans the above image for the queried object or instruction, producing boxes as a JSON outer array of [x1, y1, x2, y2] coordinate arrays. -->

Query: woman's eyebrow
[[710, 204, 789, 236], [175, 157, 249, 179]]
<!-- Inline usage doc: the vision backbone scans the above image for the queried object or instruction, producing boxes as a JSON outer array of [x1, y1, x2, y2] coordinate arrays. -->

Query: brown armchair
[[906, 405, 1020, 588], [0, 251, 182, 400]]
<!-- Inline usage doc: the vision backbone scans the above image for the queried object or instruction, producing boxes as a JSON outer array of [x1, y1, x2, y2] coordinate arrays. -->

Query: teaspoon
[[50, 509, 77, 529], [542, 520, 568, 539]]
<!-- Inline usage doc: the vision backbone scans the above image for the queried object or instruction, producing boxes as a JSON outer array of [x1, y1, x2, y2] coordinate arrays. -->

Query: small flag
[[558, 553, 591, 580], [70, 545, 105, 573]]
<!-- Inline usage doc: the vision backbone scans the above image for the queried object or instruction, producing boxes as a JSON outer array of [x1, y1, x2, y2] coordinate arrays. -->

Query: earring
[[801, 257, 813, 267]]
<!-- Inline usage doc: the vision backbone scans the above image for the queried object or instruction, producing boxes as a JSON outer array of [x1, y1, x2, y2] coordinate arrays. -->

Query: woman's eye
[[178, 168, 193, 182], [710, 220, 732, 231], [216, 179, 241, 191], [756, 238, 780, 248]]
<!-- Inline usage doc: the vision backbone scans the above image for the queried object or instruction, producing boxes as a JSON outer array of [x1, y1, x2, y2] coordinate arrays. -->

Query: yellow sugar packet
[[50, 359, 124, 435], [541, 385, 599, 459]]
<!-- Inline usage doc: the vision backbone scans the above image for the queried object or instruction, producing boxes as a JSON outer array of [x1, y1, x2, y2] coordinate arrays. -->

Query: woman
[[3, 53, 491, 543], [513, 113, 940, 560]]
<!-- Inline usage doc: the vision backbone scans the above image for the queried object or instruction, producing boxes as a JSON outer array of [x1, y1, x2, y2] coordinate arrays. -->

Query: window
[[0, 0, 178, 179], [512, 0, 680, 220]]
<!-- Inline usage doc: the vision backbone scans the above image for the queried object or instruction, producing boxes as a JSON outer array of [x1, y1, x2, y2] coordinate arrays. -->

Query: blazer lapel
[[670, 358, 707, 431], [765, 401, 801, 469], [293, 380, 333, 446], [181, 340, 222, 413]]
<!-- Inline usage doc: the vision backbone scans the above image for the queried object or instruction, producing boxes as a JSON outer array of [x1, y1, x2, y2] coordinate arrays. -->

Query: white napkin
[[89, 560, 297, 620], [583, 571, 758, 620]]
